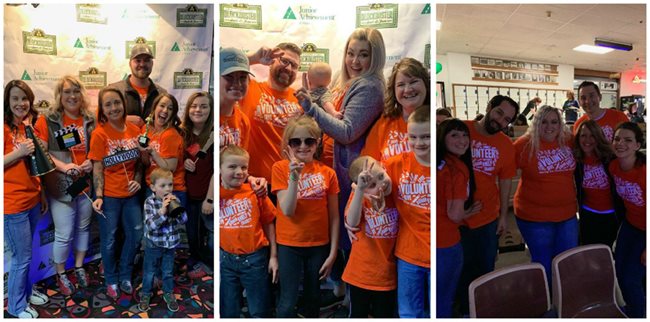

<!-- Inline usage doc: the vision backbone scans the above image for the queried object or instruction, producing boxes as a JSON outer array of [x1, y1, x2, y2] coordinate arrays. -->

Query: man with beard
[[573, 81, 628, 141], [239, 43, 304, 184], [454, 95, 519, 316], [108, 43, 167, 127]]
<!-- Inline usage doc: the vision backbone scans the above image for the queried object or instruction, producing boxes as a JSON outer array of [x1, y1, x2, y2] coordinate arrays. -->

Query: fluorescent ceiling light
[[573, 44, 613, 54], [436, 21, 441, 30]]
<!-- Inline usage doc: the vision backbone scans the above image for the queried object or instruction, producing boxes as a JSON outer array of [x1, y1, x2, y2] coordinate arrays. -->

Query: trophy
[[138, 116, 153, 148], [24, 125, 55, 176]]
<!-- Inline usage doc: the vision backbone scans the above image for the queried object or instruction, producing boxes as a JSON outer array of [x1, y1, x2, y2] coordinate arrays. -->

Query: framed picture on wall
[[480, 58, 488, 65], [488, 59, 495, 66], [472, 57, 479, 65]]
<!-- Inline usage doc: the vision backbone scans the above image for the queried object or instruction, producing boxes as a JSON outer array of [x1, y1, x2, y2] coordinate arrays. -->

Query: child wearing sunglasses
[[271, 115, 340, 318]]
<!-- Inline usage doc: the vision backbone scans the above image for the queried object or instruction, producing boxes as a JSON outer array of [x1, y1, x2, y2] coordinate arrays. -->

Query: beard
[[271, 66, 295, 87], [483, 114, 504, 134]]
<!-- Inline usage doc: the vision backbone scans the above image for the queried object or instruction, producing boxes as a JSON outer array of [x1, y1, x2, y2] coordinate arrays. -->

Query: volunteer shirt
[[240, 79, 302, 179], [609, 159, 646, 231], [436, 155, 468, 248], [385, 152, 431, 267], [464, 120, 516, 228], [4, 124, 41, 214], [271, 159, 339, 247], [580, 155, 614, 212], [87, 122, 140, 198], [220, 184, 276, 255], [513, 136, 577, 222], [35, 114, 88, 165], [573, 109, 628, 142], [142, 127, 186, 191], [219, 104, 250, 149], [342, 192, 398, 291], [361, 115, 409, 162], [320, 86, 347, 168]]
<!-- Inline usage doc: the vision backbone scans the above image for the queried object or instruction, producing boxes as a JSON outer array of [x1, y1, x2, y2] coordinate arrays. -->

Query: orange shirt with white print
[[580, 155, 614, 212], [239, 79, 302, 179], [4, 124, 41, 214], [220, 184, 276, 255], [361, 115, 409, 162], [573, 109, 628, 142], [87, 122, 141, 198], [271, 159, 339, 247], [464, 120, 516, 228], [513, 136, 577, 222], [320, 86, 347, 168], [436, 155, 468, 248], [141, 127, 186, 191], [609, 159, 646, 231], [219, 103, 250, 149], [385, 152, 431, 268], [342, 191, 398, 291], [34, 114, 89, 165]]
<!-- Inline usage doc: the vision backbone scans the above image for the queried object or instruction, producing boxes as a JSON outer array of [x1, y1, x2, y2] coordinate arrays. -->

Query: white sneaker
[[17, 306, 38, 318], [29, 286, 49, 305]]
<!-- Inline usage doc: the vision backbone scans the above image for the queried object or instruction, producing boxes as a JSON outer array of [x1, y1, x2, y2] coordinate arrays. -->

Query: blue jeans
[[397, 258, 431, 318], [5, 202, 40, 316], [516, 216, 578, 284], [98, 195, 143, 285], [142, 239, 175, 295], [277, 244, 329, 318], [187, 198, 213, 269], [615, 220, 646, 318], [437, 242, 463, 318], [49, 195, 92, 264], [220, 247, 272, 318]]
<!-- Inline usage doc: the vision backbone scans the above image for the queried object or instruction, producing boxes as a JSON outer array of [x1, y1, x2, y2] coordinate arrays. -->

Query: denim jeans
[[142, 239, 175, 295], [615, 220, 646, 318], [437, 242, 463, 318], [98, 195, 143, 285], [277, 244, 329, 318], [220, 247, 272, 318], [516, 216, 578, 284], [5, 202, 40, 316], [50, 195, 92, 264], [397, 258, 431, 318], [187, 198, 214, 269]]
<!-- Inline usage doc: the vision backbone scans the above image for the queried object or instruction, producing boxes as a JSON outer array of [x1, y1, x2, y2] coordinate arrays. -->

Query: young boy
[[139, 168, 188, 312], [219, 145, 278, 318], [384, 105, 431, 318], [307, 62, 342, 119]]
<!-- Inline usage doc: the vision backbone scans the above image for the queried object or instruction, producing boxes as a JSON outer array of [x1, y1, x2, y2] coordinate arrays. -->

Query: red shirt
[[573, 109, 628, 142], [580, 155, 614, 212], [361, 116, 409, 162], [4, 124, 41, 214], [609, 159, 646, 231], [219, 104, 250, 149], [436, 155, 468, 248]]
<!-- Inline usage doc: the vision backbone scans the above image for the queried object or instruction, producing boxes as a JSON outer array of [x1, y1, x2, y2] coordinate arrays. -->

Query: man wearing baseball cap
[[108, 42, 167, 127]]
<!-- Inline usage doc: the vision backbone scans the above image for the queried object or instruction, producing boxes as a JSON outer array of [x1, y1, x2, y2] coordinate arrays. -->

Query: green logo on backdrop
[[284, 7, 297, 19], [176, 4, 208, 27], [173, 68, 203, 89], [74, 38, 84, 48], [171, 42, 181, 52], [21, 70, 32, 81], [299, 43, 329, 72], [219, 4, 262, 30], [356, 4, 399, 29], [22, 29, 57, 55], [421, 4, 430, 14]]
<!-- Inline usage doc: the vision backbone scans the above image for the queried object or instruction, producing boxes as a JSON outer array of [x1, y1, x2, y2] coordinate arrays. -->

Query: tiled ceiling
[[436, 4, 646, 73]]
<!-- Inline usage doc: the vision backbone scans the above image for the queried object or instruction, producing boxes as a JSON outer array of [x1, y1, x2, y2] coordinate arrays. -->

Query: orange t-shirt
[[271, 159, 339, 247], [385, 152, 431, 268], [219, 104, 250, 149], [464, 120, 516, 228], [361, 115, 409, 162], [609, 159, 646, 231], [320, 86, 347, 168], [342, 191, 398, 291], [4, 124, 41, 214], [436, 155, 468, 248], [87, 122, 141, 198], [219, 184, 276, 254], [239, 79, 303, 179], [34, 114, 89, 166], [142, 127, 186, 191], [513, 136, 577, 222], [573, 109, 628, 142], [580, 155, 614, 212]]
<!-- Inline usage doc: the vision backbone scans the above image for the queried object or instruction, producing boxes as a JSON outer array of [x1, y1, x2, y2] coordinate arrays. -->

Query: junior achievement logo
[[170, 41, 209, 53], [21, 69, 59, 82], [283, 5, 335, 21], [74, 36, 111, 51]]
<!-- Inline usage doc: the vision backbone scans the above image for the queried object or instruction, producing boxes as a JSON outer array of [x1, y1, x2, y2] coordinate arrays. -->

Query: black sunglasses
[[288, 137, 318, 148]]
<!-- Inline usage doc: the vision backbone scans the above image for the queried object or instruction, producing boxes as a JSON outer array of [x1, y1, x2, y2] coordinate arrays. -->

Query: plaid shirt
[[144, 195, 188, 249]]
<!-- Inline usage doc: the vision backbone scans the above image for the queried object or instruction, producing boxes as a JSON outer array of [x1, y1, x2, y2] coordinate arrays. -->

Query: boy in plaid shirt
[[139, 168, 188, 312]]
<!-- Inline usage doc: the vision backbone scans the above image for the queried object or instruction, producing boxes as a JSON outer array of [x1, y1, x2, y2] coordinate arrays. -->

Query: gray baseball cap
[[220, 47, 253, 76], [130, 43, 154, 60]]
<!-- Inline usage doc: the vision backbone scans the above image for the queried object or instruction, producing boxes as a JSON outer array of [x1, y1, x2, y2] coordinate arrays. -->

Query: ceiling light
[[595, 38, 633, 51], [573, 45, 613, 54]]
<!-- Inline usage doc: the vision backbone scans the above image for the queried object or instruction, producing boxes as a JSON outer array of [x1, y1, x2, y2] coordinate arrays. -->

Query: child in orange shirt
[[271, 115, 340, 318], [219, 145, 278, 318], [342, 156, 397, 317]]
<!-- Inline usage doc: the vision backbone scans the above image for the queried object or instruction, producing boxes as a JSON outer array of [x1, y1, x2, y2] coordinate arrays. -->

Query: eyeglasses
[[288, 137, 317, 148], [279, 57, 300, 70]]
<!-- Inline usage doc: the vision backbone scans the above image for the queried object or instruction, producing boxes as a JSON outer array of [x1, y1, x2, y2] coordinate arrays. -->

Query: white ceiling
[[436, 4, 646, 73]]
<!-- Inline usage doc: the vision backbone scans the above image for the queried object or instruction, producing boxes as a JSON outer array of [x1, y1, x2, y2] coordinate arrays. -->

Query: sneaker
[[107, 284, 120, 300], [138, 294, 151, 312], [17, 306, 38, 318], [119, 280, 133, 294], [29, 286, 49, 305], [163, 292, 179, 312], [75, 267, 89, 288], [187, 263, 208, 279], [56, 273, 76, 296]]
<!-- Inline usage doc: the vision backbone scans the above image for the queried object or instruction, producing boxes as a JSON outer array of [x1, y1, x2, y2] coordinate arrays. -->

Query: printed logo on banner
[[170, 41, 209, 54], [421, 4, 431, 14], [386, 54, 403, 67], [174, 68, 203, 89], [424, 44, 431, 69], [299, 43, 329, 72], [125, 37, 156, 59], [35, 100, 51, 114], [283, 5, 335, 21], [75, 36, 111, 51], [21, 69, 58, 82], [76, 4, 108, 24], [120, 7, 160, 20], [74, 38, 84, 48], [79, 67, 107, 89], [21, 70, 32, 81], [219, 4, 262, 30], [284, 7, 297, 19], [177, 4, 208, 27], [22, 29, 57, 55], [356, 4, 399, 29]]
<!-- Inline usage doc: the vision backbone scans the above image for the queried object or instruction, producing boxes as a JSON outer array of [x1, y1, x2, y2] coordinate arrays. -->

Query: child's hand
[[356, 159, 374, 190], [284, 148, 304, 181], [294, 74, 313, 113], [345, 220, 360, 242], [367, 188, 386, 212], [249, 176, 268, 199], [161, 194, 176, 212], [268, 256, 279, 284]]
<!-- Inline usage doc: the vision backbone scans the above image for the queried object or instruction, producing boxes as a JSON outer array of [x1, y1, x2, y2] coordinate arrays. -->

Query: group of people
[[4, 43, 214, 318], [437, 81, 646, 318], [219, 27, 431, 318]]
